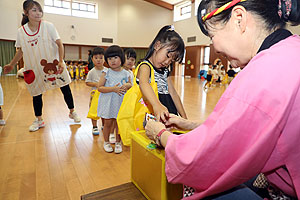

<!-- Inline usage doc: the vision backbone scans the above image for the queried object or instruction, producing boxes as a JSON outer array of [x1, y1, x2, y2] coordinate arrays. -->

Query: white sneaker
[[0, 119, 5, 126], [92, 127, 99, 136], [109, 133, 116, 144], [103, 142, 113, 153], [29, 119, 45, 132], [114, 142, 122, 154], [69, 111, 81, 123]]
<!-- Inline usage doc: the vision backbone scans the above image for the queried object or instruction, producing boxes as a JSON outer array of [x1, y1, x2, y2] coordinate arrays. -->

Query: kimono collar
[[257, 29, 292, 53]]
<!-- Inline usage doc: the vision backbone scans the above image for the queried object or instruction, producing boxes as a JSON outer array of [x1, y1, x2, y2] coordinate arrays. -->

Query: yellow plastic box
[[131, 131, 183, 200]]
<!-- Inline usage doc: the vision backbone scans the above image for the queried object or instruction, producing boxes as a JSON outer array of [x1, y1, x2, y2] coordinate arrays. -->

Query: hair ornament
[[170, 25, 175, 31], [278, 0, 292, 21], [202, 0, 247, 22]]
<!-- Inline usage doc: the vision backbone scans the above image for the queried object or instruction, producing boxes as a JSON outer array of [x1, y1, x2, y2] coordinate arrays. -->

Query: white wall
[[1, 0, 299, 48], [0, 0, 22, 40], [117, 0, 172, 47], [174, 3, 211, 46]]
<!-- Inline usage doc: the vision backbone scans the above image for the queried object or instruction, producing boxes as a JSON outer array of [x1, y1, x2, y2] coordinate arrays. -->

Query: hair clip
[[170, 25, 175, 31]]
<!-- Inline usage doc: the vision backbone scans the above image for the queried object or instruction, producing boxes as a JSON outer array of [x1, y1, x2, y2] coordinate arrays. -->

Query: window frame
[[44, 0, 98, 19]]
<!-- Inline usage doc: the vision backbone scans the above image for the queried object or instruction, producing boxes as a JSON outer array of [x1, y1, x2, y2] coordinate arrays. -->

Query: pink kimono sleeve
[[165, 96, 281, 199]]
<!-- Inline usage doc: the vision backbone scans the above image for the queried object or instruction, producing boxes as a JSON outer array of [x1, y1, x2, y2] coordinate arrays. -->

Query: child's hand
[[153, 104, 169, 123], [120, 84, 128, 92], [114, 83, 126, 96]]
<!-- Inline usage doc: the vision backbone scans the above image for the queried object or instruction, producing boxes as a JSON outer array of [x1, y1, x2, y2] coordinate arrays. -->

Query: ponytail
[[144, 25, 185, 64], [21, 14, 29, 26], [144, 25, 172, 61]]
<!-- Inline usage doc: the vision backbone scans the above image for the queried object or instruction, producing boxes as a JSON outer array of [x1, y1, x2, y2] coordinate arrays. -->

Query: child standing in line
[[219, 66, 226, 85], [211, 65, 218, 87], [123, 48, 136, 85], [108, 48, 137, 143], [98, 45, 132, 153], [85, 47, 106, 136], [137, 25, 187, 122], [204, 64, 213, 89]]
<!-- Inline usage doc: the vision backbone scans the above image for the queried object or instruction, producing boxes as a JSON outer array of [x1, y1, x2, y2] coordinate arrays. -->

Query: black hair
[[124, 48, 137, 59], [22, 0, 43, 26], [144, 25, 185, 64], [104, 45, 125, 66], [92, 47, 105, 57], [197, 0, 300, 36]]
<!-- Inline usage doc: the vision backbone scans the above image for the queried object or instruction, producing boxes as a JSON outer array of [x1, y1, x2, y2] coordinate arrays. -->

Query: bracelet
[[155, 129, 166, 147]]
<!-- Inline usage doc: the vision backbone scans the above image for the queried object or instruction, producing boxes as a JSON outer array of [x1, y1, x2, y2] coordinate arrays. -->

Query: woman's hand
[[153, 104, 169, 123], [145, 120, 166, 141], [57, 61, 64, 74], [3, 64, 14, 74]]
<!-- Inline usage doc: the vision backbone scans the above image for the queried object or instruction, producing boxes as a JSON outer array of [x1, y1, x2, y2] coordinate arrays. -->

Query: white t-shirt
[[85, 67, 106, 90]]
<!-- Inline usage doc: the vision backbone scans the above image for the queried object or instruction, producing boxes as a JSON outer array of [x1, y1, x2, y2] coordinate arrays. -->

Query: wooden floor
[[0, 75, 227, 200]]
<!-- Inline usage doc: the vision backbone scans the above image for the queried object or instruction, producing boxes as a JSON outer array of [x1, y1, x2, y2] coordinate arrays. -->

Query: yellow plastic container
[[131, 131, 183, 200]]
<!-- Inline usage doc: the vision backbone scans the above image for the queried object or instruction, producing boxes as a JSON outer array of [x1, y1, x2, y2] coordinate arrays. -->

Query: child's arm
[[98, 72, 125, 95], [167, 77, 187, 119], [120, 75, 132, 91], [138, 64, 169, 122], [85, 81, 98, 88]]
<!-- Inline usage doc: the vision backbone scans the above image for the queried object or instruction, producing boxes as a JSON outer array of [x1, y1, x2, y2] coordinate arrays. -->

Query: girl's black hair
[[22, 0, 43, 26], [92, 47, 105, 57], [104, 45, 125, 66], [124, 48, 137, 59], [144, 25, 185, 64], [197, 0, 300, 36]]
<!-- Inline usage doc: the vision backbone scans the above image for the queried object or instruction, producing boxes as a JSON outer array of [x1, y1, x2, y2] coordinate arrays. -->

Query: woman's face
[[208, 18, 252, 68], [26, 4, 43, 23]]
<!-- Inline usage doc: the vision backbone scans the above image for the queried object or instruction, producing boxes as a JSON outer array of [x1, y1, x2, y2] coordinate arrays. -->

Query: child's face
[[124, 57, 136, 69], [92, 54, 104, 68], [152, 43, 176, 69], [26, 5, 43, 23], [107, 56, 122, 70]]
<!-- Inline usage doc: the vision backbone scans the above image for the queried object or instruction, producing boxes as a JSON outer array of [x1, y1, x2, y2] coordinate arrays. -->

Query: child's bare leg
[[92, 119, 97, 127], [115, 122, 121, 143], [103, 118, 113, 142], [101, 118, 105, 129], [0, 107, 3, 120], [109, 120, 117, 143]]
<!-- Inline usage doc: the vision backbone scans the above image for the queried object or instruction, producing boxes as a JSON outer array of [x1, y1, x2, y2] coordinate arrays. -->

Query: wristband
[[157, 128, 166, 138], [155, 129, 166, 147]]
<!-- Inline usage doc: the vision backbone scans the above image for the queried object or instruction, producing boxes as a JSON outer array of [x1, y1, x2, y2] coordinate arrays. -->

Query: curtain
[[0, 40, 17, 74], [134, 48, 148, 64]]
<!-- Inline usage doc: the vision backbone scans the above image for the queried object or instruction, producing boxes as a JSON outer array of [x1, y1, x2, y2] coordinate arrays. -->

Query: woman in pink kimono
[[4, 0, 81, 132], [145, 0, 300, 199]]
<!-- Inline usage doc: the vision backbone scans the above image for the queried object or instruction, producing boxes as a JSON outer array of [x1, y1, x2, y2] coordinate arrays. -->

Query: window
[[174, 1, 191, 22], [203, 46, 210, 71], [44, 0, 98, 19]]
